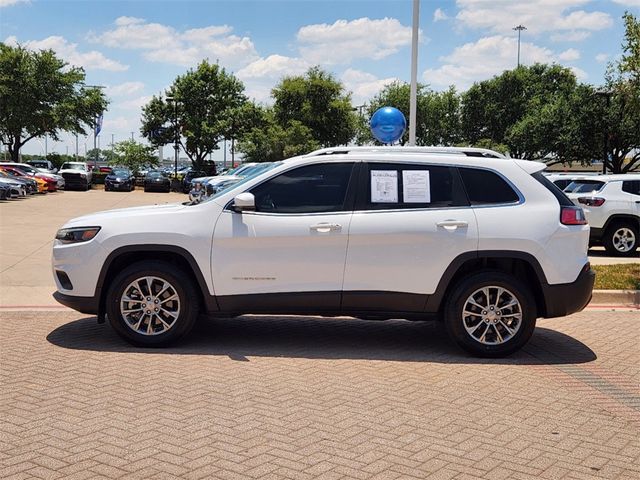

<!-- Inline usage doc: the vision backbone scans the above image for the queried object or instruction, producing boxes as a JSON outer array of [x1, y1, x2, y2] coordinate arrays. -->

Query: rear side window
[[360, 163, 467, 210], [564, 180, 605, 193], [532, 172, 574, 206], [622, 180, 640, 195], [459, 168, 520, 205]]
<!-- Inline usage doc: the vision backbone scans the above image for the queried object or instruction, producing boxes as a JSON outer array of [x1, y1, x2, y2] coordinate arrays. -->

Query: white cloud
[[341, 69, 399, 105], [455, 0, 612, 41], [0, 0, 29, 7], [550, 31, 591, 42], [236, 55, 310, 102], [423, 35, 587, 90], [611, 0, 640, 6], [107, 82, 145, 97], [4, 35, 128, 71], [296, 17, 414, 64], [558, 48, 580, 61], [117, 95, 152, 111], [90, 17, 258, 69], [595, 53, 610, 63], [433, 8, 449, 22]]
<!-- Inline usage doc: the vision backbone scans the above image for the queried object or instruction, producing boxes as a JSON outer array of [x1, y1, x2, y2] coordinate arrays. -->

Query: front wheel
[[603, 221, 638, 257], [106, 261, 200, 347], [444, 272, 537, 357]]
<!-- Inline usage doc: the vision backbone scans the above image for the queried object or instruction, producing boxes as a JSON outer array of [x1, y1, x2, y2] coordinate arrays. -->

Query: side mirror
[[233, 192, 255, 212]]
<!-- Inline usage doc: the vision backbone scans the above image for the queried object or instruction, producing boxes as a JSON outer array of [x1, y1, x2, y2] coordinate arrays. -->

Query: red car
[[0, 164, 58, 192]]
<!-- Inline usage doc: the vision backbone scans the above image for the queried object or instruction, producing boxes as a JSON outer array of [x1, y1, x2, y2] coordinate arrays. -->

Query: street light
[[595, 88, 612, 175], [82, 84, 106, 169], [409, 0, 420, 146], [513, 24, 527, 68]]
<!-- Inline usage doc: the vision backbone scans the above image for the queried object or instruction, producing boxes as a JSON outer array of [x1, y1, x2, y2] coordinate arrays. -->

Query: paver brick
[[1, 310, 639, 479]]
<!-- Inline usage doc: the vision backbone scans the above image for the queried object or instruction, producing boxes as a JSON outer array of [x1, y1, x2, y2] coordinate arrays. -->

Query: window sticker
[[402, 170, 431, 203], [371, 170, 398, 203]]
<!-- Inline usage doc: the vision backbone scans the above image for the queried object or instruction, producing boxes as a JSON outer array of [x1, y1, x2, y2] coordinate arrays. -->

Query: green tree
[[237, 107, 319, 162], [110, 140, 158, 174], [0, 43, 108, 162], [272, 66, 356, 147], [141, 60, 247, 173], [599, 11, 640, 173]]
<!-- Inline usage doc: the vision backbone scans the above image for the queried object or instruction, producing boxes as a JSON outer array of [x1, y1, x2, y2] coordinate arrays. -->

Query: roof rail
[[304, 146, 506, 159]]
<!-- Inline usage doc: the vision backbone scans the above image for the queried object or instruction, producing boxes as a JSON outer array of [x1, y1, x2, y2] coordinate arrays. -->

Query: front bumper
[[106, 181, 131, 190], [53, 291, 98, 315], [542, 263, 595, 318]]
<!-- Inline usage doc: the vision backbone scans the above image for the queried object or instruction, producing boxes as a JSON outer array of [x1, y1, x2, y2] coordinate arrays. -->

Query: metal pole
[[603, 94, 610, 175], [93, 117, 98, 169], [75, 134, 78, 158], [513, 25, 527, 68], [130, 132, 134, 141], [173, 100, 178, 180], [111, 133, 115, 151], [409, 0, 420, 146], [223, 139, 227, 170], [44, 135, 48, 159]]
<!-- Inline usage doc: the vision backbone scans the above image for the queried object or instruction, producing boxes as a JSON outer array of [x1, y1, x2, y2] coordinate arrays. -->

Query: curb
[[590, 289, 640, 306]]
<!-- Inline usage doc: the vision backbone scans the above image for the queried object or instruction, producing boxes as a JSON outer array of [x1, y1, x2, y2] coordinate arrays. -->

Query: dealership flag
[[95, 113, 103, 136]]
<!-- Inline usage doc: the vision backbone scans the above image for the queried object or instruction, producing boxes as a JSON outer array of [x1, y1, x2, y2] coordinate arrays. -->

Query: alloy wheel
[[462, 286, 522, 345], [119, 276, 181, 336]]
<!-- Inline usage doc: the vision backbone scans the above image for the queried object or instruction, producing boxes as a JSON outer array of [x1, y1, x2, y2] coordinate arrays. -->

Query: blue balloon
[[370, 107, 406, 144]]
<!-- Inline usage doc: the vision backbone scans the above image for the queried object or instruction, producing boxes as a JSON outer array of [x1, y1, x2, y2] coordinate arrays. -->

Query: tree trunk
[[9, 137, 21, 162]]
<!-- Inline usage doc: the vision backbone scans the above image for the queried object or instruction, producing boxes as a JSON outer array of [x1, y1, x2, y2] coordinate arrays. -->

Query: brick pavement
[[1, 310, 639, 479]]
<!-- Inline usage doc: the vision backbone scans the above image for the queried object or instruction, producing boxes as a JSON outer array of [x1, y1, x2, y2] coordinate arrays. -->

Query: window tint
[[459, 168, 520, 205], [362, 163, 466, 210], [564, 180, 605, 193], [250, 163, 354, 214], [622, 180, 640, 195]]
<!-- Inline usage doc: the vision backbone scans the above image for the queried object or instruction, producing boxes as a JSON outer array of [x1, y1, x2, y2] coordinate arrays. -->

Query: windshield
[[564, 180, 605, 193], [61, 162, 85, 170], [238, 163, 273, 177], [112, 169, 130, 176], [147, 171, 163, 178], [197, 162, 282, 204], [30, 161, 47, 167]]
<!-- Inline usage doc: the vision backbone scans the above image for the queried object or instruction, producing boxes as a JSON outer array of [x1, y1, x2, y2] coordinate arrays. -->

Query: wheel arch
[[602, 214, 640, 232], [95, 245, 218, 319], [426, 251, 549, 318]]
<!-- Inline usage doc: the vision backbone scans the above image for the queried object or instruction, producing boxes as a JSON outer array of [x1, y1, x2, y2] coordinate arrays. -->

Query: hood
[[65, 202, 188, 227]]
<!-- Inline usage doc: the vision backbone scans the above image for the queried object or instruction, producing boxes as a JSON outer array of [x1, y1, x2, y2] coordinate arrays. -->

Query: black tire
[[86, 182, 91, 191], [144, 187, 148, 192], [106, 260, 200, 347], [444, 271, 537, 358], [603, 220, 639, 257]]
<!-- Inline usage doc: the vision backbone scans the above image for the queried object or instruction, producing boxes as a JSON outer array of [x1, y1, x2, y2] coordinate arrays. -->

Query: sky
[[1, 0, 639, 159]]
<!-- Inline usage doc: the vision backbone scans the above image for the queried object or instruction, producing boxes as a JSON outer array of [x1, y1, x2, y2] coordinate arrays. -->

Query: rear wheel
[[603, 221, 638, 257], [106, 261, 199, 347], [444, 271, 537, 357]]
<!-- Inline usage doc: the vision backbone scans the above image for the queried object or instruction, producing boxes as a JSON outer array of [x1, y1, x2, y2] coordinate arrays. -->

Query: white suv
[[58, 161, 93, 190], [564, 174, 640, 257], [52, 147, 594, 357]]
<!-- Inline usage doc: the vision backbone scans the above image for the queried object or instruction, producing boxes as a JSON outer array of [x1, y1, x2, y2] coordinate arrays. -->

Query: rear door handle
[[437, 220, 468, 230], [310, 223, 342, 233]]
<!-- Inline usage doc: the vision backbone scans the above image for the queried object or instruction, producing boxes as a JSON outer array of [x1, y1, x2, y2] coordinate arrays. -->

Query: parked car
[[0, 167, 47, 193], [105, 168, 136, 192], [0, 162, 63, 191], [52, 146, 594, 357], [99, 166, 113, 174], [182, 169, 207, 193], [0, 174, 27, 197], [543, 173, 600, 191], [564, 174, 640, 256], [144, 171, 171, 192], [0, 183, 11, 200], [58, 161, 92, 190], [26, 159, 58, 174]]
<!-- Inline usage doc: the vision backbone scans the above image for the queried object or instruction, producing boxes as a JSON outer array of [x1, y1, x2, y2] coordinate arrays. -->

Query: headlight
[[55, 227, 101, 244], [79, 173, 87, 178]]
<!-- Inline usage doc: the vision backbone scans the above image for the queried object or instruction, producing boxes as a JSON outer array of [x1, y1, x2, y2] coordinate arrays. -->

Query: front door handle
[[437, 220, 468, 230], [310, 223, 342, 233]]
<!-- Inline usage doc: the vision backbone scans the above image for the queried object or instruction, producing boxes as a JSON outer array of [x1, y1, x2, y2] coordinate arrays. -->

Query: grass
[[592, 263, 640, 290]]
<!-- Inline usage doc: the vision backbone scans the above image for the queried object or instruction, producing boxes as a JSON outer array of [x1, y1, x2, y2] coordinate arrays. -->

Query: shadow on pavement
[[46, 314, 596, 365]]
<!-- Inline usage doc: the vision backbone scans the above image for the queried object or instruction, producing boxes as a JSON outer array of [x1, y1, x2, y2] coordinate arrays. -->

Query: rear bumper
[[53, 291, 98, 315], [542, 264, 595, 318]]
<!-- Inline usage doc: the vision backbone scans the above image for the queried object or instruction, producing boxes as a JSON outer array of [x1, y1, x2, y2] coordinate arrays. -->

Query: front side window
[[250, 163, 354, 214], [362, 163, 466, 210], [459, 167, 520, 205], [564, 180, 605, 194]]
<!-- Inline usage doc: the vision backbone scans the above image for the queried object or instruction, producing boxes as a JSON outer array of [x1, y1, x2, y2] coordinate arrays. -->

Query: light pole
[[82, 84, 106, 169], [166, 94, 180, 187], [513, 24, 527, 68], [409, 0, 420, 146]]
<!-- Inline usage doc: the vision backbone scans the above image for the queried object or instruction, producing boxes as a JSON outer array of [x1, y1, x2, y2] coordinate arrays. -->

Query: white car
[[58, 161, 93, 190], [52, 146, 594, 357], [564, 174, 640, 256]]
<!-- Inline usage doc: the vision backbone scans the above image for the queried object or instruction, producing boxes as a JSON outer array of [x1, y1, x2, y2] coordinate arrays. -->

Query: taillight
[[561, 206, 587, 225], [578, 197, 605, 207]]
